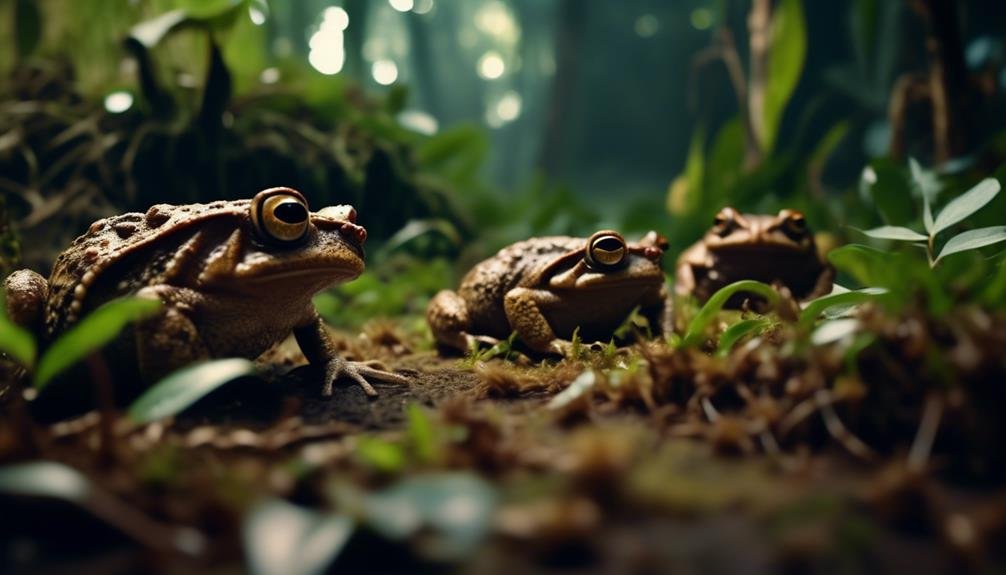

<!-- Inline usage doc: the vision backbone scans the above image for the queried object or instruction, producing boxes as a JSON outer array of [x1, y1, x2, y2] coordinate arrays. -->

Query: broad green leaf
[[0, 312, 36, 369], [0, 461, 91, 501], [715, 318, 772, 357], [827, 244, 892, 287], [128, 358, 255, 424], [909, 157, 942, 202], [128, 10, 189, 48], [857, 226, 928, 242], [682, 281, 779, 347], [127, 1, 245, 48], [762, 0, 806, 152], [667, 127, 705, 216], [935, 226, 1006, 264], [34, 297, 162, 389], [932, 178, 1001, 234], [244, 499, 354, 575], [859, 159, 915, 224], [811, 319, 860, 346], [706, 117, 745, 205], [363, 473, 496, 560], [798, 288, 886, 330]]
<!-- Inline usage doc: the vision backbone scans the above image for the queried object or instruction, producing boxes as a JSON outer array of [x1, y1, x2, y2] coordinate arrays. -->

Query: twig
[[907, 393, 944, 473]]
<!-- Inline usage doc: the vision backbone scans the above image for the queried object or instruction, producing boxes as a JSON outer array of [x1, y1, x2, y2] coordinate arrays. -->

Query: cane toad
[[427, 231, 670, 355], [4, 187, 407, 397], [675, 207, 833, 305]]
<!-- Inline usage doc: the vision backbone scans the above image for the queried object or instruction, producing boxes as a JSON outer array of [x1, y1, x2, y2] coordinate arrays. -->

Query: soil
[[1, 325, 1005, 575]]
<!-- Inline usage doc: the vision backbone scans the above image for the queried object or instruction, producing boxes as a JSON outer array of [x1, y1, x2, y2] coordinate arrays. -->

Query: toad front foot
[[320, 357, 410, 397]]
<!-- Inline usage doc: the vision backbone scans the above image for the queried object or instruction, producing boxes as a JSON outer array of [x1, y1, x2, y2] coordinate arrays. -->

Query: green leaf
[[0, 461, 91, 501], [355, 437, 406, 473], [127, 1, 246, 49], [857, 226, 928, 242], [715, 318, 772, 357], [682, 281, 779, 347], [128, 9, 190, 49], [859, 160, 915, 224], [244, 499, 354, 575], [811, 319, 860, 346], [932, 178, 1001, 235], [34, 297, 162, 389], [14, 0, 41, 61], [923, 195, 935, 235], [798, 288, 886, 330], [934, 226, 1006, 264], [406, 404, 437, 464], [827, 244, 892, 287], [415, 125, 489, 184], [762, 0, 806, 152], [0, 310, 36, 369], [127, 358, 255, 424], [667, 127, 705, 216], [363, 473, 496, 560], [909, 158, 941, 201]]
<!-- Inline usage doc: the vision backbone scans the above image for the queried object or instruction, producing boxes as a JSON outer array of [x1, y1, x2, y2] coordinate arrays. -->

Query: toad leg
[[133, 285, 210, 382], [503, 287, 570, 355], [640, 286, 674, 338], [426, 290, 500, 353], [295, 312, 409, 397]]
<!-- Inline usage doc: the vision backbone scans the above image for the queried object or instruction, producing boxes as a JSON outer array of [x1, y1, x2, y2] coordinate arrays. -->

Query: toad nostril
[[644, 246, 662, 260], [341, 222, 366, 245]]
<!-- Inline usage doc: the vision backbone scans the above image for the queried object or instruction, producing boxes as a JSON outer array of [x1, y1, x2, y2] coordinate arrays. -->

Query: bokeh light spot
[[477, 51, 506, 80], [690, 8, 714, 30], [635, 14, 659, 38], [389, 0, 414, 12], [372, 59, 399, 85], [104, 91, 133, 114]]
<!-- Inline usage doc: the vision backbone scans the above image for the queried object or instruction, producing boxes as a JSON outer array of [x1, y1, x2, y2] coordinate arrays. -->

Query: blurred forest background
[[3, 0, 1006, 311]]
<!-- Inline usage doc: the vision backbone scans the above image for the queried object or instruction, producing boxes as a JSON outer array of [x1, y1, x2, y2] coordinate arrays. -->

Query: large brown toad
[[675, 207, 834, 305], [427, 231, 670, 355], [4, 187, 406, 397]]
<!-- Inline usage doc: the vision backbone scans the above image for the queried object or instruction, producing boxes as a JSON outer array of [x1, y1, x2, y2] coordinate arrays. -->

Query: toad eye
[[252, 188, 310, 244], [781, 212, 808, 241], [713, 211, 739, 237], [585, 232, 627, 270]]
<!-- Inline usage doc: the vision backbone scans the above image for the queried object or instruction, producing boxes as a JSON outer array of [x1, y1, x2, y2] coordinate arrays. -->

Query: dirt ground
[[2, 326, 1005, 574]]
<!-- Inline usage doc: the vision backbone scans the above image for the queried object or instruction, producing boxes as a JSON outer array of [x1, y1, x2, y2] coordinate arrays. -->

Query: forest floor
[[1, 324, 1004, 575]]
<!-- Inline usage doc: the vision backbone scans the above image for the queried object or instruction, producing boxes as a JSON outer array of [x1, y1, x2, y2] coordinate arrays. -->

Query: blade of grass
[[34, 297, 162, 389], [128, 358, 255, 424], [682, 280, 779, 347], [715, 318, 773, 357], [798, 288, 887, 330], [0, 312, 36, 369]]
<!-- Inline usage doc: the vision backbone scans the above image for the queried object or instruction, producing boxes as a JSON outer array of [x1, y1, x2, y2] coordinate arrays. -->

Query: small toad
[[427, 231, 670, 355], [675, 207, 834, 305], [4, 187, 407, 397]]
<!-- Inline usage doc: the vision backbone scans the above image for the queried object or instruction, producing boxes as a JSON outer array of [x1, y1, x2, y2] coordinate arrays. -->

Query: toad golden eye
[[782, 212, 808, 240], [252, 190, 310, 243], [586, 232, 627, 270]]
